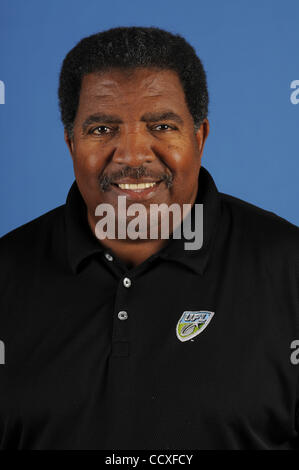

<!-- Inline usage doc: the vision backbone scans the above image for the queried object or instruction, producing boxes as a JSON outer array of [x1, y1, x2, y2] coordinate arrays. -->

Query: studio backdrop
[[0, 0, 298, 236]]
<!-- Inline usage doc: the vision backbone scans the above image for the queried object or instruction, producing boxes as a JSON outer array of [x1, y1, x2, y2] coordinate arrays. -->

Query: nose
[[112, 128, 155, 166]]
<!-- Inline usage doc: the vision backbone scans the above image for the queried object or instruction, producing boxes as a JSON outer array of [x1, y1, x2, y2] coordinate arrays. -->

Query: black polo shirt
[[0, 166, 299, 450]]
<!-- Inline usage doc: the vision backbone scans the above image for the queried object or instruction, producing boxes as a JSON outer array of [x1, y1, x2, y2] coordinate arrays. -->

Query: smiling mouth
[[110, 180, 163, 199], [113, 181, 158, 190]]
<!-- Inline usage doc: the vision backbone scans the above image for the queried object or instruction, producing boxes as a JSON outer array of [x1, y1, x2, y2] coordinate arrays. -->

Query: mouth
[[111, 180, 163, 200]]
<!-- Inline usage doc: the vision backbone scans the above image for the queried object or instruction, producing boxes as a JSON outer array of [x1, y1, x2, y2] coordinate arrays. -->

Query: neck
[[86, 182, 199, 268]]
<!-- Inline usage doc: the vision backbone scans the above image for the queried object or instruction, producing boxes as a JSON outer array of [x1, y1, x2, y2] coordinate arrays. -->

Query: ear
[[195, 118, 210, 160], [64, 129, 74, 159]]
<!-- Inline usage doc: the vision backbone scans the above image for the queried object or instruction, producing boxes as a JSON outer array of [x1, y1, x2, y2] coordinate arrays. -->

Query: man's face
[[66, 67, 209, 233]]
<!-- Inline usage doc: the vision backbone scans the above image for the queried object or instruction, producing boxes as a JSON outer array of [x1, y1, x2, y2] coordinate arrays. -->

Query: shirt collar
[[65, 181, 104, 273], [65, 166, 221, 275], [155, 166, 221, 275]]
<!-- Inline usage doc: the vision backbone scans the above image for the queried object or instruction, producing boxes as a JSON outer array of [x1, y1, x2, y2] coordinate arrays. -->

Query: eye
[[151, 124, 176, 131], [89, 126, 115, 135]]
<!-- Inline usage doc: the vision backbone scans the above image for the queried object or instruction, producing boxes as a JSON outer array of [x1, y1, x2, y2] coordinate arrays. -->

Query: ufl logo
[[176, 311, 214, 342], [0, 340, 5, 365], [0, 80, 5, 104]]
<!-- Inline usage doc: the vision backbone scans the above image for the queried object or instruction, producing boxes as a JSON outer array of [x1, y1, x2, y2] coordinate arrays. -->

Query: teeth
[[117, 182, 156, 190]]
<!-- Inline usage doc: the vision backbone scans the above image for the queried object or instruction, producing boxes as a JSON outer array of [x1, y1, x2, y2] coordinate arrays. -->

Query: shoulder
[[219, 192, 299, 261], [0, 205, 65, 267]]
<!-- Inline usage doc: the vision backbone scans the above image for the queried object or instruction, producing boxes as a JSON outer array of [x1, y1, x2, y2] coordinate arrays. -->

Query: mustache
[[98, 165, 174, 191]]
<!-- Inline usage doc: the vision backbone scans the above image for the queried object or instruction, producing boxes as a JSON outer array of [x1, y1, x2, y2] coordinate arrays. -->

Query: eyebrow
[[81, 110, 184, 132], [140, 111, 184, 125]]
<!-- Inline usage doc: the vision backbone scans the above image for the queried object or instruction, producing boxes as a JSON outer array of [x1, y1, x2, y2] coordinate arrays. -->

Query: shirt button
[[123, 277, 132, 288], [118, 310, 128, 320], [105, 253, 113, 262]]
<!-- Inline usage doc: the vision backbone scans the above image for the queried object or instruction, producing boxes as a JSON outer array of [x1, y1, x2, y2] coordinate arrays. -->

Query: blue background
[[0, 0, 298, 236]]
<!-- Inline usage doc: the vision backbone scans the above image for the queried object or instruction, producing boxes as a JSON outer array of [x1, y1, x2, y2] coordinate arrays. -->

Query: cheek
[[167, 142, 200, 178], [73, 148, 104, 175]]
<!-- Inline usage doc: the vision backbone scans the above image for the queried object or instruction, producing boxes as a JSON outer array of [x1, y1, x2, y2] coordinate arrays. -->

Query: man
[[0, 26, 299, 450]]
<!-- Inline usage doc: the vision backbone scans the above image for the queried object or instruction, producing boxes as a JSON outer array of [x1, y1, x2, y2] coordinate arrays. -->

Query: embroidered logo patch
[[176, 311, 215, 342]]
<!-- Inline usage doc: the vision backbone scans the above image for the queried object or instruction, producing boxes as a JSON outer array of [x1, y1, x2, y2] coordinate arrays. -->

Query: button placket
[[111, 275, 135, 357]]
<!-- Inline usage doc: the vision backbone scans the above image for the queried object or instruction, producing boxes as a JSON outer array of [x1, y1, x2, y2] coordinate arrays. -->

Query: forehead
[[77, 68, 189, 115]]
